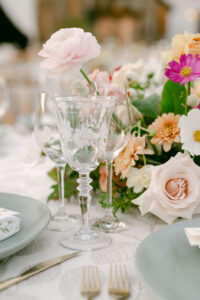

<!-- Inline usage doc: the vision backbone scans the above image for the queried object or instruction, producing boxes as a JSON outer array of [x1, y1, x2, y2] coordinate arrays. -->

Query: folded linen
[[184, 228, 200, 247], [0, 208, 20, 242]]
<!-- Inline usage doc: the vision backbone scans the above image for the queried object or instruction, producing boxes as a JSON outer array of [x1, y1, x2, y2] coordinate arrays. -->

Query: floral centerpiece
[[39, 29, 200, 225]]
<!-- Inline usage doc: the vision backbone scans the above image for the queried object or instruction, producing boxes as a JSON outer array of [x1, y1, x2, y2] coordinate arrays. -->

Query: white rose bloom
[[112, 60, 144, 85], [126, 165, 151, 193], [71, 79, 89, 96], [179, 109, 200, 155], [187, 94, 200, 108]]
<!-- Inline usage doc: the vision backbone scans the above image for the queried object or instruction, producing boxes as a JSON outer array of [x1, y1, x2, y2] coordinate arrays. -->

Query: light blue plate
[[136, 218, 200, 300], [0, 193, 51, 260]]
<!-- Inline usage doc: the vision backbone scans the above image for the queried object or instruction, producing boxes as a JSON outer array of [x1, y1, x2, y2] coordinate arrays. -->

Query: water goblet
[[92, 104, 131, 233], [34, 92, 77, 231], [0, 77, 9, 121], [55, 96, 115, 251]]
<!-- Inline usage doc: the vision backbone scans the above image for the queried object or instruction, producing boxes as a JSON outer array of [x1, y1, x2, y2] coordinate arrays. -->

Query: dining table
[[0, 125, 164, 300]]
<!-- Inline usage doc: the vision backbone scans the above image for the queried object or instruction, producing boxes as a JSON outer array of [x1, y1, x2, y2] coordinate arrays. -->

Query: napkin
[[0, 208, 20, 241], [184, 228, 200, 247]]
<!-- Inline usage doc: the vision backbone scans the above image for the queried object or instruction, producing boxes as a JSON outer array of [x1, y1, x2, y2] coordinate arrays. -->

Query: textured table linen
[[0, 126, 163, 300]]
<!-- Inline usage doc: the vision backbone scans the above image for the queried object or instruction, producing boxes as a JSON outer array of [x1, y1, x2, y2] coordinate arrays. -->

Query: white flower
[[140, 57, 164, 84], [126, 165, 151, 193], [179, 109, 200, 155], [187, 94, 200, 108], [112, 60, 144, 85], [71, 79, 89, 96]]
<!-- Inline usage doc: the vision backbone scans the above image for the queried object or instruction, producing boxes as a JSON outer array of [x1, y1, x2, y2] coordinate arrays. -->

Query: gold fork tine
[[108, 264, 113, 291], [95, 266, 100, 289], [81, 266, 101, 300], [123, 265, 130, 290], [82, 266, 86, 291], [119, 264, 124, 291], [108, 264, 130, 299]]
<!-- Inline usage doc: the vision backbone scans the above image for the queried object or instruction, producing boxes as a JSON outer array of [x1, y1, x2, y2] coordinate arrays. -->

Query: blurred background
[[0, 0, 200, 129]]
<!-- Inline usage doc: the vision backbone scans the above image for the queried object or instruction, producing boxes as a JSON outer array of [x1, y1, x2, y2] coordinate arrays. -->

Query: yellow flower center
[[180, 66, 192, 77], [194, 130, 200, 142]]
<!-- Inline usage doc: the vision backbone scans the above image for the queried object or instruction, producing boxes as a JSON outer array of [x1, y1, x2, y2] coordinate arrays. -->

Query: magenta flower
[[165, 54, 200, 85]]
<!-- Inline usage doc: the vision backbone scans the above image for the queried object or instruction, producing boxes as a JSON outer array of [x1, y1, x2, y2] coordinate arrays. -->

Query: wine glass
[[55, 96, 115, 251], [0, 77, 9, 121], [34, 92, 77, 231], [92, 103, 131, 233]]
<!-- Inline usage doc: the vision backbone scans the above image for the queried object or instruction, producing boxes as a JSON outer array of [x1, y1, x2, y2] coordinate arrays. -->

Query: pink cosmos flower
[[39, 28, 100, 77], [165, 54, 200, 85]]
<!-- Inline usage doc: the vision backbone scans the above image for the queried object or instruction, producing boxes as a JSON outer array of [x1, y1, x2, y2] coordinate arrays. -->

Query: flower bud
[[187, 94, 200, 108]]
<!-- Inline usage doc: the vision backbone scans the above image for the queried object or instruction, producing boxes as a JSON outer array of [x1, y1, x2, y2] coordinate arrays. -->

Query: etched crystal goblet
[[55, 96, 115, 251]]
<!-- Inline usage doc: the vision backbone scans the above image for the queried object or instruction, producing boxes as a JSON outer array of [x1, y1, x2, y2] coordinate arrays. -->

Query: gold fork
[[81, 265, 101, 300], [108, 264, 130, 299]]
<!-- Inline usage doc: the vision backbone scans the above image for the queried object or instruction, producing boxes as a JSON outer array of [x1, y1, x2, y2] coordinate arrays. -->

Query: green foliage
[[161, 80, 187, 115], [99, 187, 143, 215], [47, 165, 78, 202], [133, 94, 160, 120]]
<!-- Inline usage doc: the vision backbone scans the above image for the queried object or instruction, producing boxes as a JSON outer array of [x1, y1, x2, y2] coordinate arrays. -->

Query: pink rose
[[39, 28, 100, 77], [88, 69, 125, 104], [88, 69, 110, 95], [134, 153, 200, 224]]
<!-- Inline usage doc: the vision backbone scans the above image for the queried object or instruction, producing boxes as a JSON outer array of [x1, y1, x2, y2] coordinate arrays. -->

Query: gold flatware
[[81, 265, 101, 300], [108, 264, 130, 299], [0, 252, 79, 292]]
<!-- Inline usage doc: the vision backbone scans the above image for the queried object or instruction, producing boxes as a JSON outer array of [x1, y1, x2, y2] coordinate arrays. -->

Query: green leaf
[[48, 168, 57, 182], [161, 79, 186, 114], [133, 94, 160, 119]]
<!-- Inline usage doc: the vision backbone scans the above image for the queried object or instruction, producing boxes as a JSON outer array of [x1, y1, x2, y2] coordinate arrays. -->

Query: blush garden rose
[[39, 28, 100, 77], [133, 153, 200, 224]]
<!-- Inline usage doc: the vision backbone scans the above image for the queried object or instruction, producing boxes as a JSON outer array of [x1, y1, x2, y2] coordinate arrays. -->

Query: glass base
[[48, 211, 80, 232], [91, 215, 131, 233], [59, 228, 112, 251]]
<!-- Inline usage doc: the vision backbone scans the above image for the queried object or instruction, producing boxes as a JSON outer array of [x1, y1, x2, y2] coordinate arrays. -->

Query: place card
[[0, 208, 19, 218]]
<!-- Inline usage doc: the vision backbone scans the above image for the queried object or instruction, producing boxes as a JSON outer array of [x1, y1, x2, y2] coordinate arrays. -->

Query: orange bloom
[[99, 165, 127, 192], [149, 113, 181, 152], [114, 134, 153, 179], [99, 166, 107, 192]]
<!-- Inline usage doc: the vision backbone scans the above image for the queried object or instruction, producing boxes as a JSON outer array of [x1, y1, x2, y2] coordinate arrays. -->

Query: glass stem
[[105, 159, 114, 217], [77, 173, 92, 230], [56, 164, 66, 209]]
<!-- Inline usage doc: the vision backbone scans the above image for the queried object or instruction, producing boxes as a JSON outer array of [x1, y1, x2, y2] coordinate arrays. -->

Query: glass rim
[[54, 95, 116, 104]]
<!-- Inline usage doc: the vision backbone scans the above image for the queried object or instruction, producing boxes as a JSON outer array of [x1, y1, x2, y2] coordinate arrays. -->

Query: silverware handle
[[0, 274, 31, 291], [0, 268, 48, 291], [0, 252, 79, 292]]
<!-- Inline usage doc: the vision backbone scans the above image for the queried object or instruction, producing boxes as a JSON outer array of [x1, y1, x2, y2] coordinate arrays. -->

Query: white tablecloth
[[0, 126, 164, 300]]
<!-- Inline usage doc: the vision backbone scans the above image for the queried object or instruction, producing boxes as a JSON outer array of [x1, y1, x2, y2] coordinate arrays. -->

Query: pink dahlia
[[165, 54, 200, 85]]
